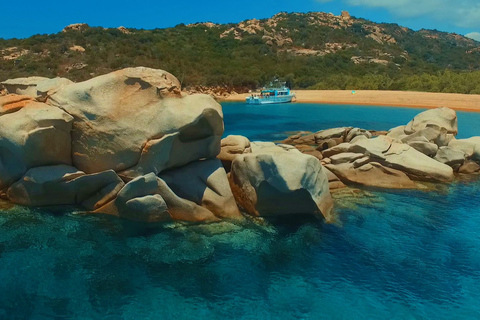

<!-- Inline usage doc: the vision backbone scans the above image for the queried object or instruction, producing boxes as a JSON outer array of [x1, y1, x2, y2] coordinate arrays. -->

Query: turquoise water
[[1, 103, 480, 319]]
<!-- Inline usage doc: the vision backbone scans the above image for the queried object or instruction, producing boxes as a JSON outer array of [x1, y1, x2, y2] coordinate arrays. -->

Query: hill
[[2, 11, 480, 93]]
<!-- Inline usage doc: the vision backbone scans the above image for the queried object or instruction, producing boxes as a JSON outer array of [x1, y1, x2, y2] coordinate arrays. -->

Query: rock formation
[[2, 68, 479, 225], [0, 67, 334, 224]]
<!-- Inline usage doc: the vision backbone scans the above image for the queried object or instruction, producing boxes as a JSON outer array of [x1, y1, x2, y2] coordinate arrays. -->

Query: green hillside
[[2, 11, 480, 93]]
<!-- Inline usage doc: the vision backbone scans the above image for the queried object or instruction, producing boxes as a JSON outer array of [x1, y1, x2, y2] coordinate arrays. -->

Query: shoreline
[[221, 90, 480, 112]]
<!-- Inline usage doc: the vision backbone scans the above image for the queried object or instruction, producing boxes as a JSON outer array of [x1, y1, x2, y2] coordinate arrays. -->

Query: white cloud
[[328, 0, 480, 29], [466, 32, 480, 41]]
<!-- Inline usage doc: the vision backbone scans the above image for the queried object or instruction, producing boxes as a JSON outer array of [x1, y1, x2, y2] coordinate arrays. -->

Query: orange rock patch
[[0, 94, 35, 114]]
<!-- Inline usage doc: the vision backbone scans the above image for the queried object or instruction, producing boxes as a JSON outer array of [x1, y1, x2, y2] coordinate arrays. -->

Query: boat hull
[[245, 95, 295, 105]]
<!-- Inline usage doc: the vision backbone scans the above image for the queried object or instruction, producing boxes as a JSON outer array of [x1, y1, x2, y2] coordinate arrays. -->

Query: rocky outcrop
[[63, 23, 89, 33], [7, 165, 124, 210], [229, 150, 333, 221]]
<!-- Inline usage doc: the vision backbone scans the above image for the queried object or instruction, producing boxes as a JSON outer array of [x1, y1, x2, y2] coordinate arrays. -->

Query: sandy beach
[[223, 90, 480, 112]]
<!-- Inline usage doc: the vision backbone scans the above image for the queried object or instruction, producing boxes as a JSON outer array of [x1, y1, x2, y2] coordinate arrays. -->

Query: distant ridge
[[1, 11, 480, 92]]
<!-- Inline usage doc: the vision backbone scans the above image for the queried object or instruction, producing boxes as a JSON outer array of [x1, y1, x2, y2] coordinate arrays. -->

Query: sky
[[1, 0, 480, 41]]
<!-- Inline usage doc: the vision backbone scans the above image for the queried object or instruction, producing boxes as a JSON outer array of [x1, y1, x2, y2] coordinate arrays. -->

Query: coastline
[[222, 90, 480, 112]]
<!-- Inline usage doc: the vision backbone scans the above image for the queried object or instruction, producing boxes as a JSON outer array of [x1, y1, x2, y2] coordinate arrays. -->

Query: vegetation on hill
[[1, 12, 480, 93]]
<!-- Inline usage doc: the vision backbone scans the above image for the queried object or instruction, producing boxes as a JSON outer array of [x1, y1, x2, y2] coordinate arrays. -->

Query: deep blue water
[[222, 102, 480, 141], [1, 103, 480, 319]]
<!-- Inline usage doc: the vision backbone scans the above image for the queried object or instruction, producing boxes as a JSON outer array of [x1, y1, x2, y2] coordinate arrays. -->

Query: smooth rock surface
[[229, 152, 333, 221], [0, 101, 73, 189], [47, 67, 223, 176]]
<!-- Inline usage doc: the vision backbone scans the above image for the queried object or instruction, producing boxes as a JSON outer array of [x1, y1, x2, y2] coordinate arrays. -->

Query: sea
[[1, 102, 480, 319]]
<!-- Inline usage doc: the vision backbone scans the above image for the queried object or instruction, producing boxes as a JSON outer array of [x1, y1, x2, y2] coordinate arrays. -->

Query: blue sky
[[1, 0, 480, 40]]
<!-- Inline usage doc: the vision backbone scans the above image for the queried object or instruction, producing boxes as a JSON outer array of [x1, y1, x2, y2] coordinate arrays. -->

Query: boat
[[246, 81, 296, 105]]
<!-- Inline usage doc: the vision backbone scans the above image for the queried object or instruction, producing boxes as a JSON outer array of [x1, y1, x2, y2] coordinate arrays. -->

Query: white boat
[[246, 82, 296, 105]]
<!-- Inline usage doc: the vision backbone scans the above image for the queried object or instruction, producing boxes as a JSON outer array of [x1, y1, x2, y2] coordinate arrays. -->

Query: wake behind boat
[[246, 81, 296, 105]]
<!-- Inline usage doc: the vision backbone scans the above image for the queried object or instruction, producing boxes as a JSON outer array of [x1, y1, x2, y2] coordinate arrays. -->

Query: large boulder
[[217, 135, 251, 171], [0, 101, 73, 189], [404, 107, 458, 135], [1, 76, 49, 96], [229, 151, 333, 221], [159, 159, 242, 220], [7, 165, 124, 210], [47, 67, 224, 177]]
